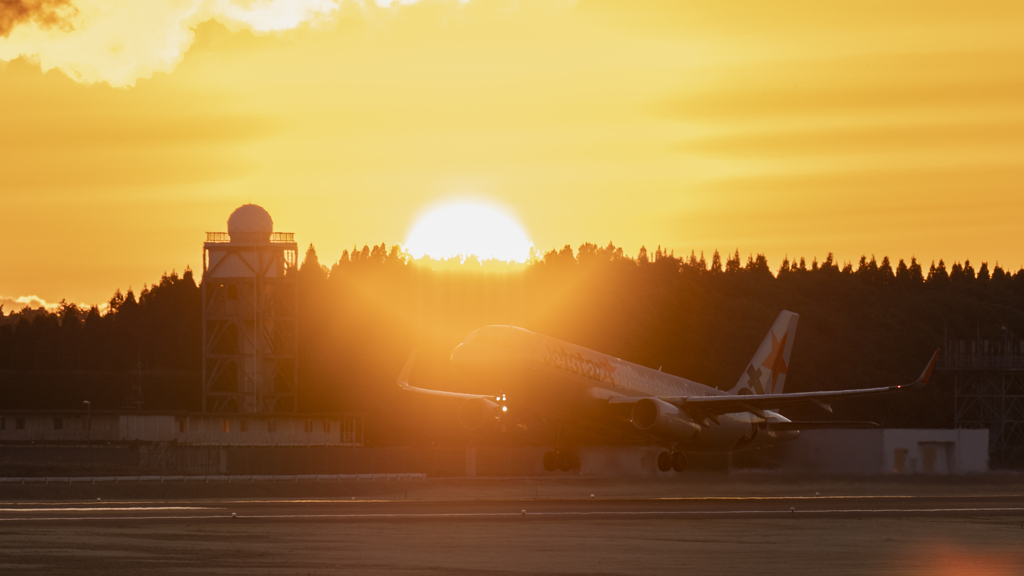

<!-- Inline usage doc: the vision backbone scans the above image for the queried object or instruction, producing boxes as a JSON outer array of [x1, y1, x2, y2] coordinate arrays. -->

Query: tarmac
[[2, 477, 1023, 574]]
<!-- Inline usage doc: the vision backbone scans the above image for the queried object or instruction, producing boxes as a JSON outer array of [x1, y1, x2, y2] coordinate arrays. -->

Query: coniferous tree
[[978, 262, 991, 281], [879, 256, 894, 285], [710, 250, 722, 273], [725, 250, 741, 273], [963, 260, 976, 280], [950, 262, 966, 283]]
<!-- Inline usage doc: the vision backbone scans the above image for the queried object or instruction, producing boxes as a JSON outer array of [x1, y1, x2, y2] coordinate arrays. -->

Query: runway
[[2, 493, 1024, 523], [3, 481, 1023, 575]]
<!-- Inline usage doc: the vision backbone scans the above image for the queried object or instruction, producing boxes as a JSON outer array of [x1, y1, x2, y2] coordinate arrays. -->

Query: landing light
[[502, 406, 508, 412]]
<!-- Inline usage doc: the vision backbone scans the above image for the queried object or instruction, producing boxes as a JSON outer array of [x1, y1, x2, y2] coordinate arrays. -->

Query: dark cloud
[[0, 0, 77, 38]]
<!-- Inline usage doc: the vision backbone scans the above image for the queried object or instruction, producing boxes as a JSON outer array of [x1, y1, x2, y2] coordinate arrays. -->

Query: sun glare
[[405, 201, 533, 263]]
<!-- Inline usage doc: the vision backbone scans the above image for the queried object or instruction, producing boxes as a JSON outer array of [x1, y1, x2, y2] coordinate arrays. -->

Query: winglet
[[397, 350, 417, 390], [913, 349, 940, 387]]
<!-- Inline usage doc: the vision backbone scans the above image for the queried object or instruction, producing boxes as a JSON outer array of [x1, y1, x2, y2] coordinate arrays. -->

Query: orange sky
[[1, 0, 1023, 308]]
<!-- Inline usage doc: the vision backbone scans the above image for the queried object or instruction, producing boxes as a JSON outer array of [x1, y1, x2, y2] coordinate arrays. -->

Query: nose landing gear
[[657, 450, 687, 472]]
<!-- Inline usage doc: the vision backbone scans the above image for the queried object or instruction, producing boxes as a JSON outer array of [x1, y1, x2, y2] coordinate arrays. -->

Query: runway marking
[[3, 494, 1021, 507], [235, 507, 1024, 520], [0, 507, 218, 512], [1, 507, 1023, 522], [0, 499, 398, 506], [651, 495, 1024, 501]]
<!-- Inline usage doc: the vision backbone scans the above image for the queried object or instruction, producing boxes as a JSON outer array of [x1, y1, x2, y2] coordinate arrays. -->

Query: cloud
[[0, 294, 59, 313], [675, 121, 1024, 160], [0, 294, 106, 315], [0, 0, 416, 87], [0, 0, 77, 38], [653, 50, 1024, 125]]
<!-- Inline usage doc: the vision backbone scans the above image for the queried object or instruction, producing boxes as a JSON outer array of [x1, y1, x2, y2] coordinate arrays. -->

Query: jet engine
[[458, 397, 502, 430], [631, 398, 701, 442]]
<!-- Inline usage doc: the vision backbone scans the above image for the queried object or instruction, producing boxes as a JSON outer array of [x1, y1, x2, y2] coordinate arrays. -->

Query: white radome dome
[[227, 204, 273, 242]]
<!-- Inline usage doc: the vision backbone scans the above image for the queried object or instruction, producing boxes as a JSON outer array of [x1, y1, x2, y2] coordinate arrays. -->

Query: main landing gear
[[543, 450, 580, 472], [657, 451, 686, 472]]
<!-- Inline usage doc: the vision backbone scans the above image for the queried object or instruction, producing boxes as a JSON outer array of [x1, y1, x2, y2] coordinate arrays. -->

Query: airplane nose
[[450, 343, 477, 367], [451, 343, 481, 383], [451, 343, 492, 383], [451, 341, 513, 390]]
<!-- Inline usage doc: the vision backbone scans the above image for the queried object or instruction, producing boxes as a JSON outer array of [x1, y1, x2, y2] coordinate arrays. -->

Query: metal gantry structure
[[202, 209, 298, 414], [943, 339, 1024, 468]]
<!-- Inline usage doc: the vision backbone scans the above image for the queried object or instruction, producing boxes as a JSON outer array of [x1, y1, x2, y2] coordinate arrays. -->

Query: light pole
[[82, 401, 91, 444]]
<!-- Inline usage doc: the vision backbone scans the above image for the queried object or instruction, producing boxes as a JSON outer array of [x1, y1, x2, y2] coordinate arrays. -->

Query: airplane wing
[[396, 351, 496, 401], [663, 349, 939, 417]]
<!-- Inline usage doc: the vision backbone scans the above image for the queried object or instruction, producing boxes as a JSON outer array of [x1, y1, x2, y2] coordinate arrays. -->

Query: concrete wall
[[0, 445, 489, 477], [0, 414, 121, 442], [775, 429, 885, 474], [0, 445, 726, 478], [0, 413, 363, 447], [0, 428, 990, 477], [881, 429, 988, 474], [0, 445, 226, 476], [122, 415, 177, 442], [775, 428, 989, 474]]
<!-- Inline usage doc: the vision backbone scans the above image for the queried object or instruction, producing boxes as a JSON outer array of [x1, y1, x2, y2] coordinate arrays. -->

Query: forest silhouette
[[2, 243, 1023, 446]]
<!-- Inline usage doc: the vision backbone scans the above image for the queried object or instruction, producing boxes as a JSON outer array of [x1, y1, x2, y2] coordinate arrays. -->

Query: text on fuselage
[[541, 345, 618, 386]]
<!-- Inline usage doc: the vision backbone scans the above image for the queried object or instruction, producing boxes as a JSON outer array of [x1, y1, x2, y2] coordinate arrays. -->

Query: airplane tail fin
[[729, 310, 799, 395]]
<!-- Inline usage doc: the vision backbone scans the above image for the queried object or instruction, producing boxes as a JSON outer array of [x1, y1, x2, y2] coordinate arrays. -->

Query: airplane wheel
[[657, 451, 672, 472], [543, 451, 558, 472], [671, 452, 687, 472], [557, 451, 574, 472]]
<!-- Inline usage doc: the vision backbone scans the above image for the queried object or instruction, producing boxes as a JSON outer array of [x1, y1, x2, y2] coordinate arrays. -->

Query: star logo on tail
[[744, 365, 764, 395], [760, 331, 789, 393]]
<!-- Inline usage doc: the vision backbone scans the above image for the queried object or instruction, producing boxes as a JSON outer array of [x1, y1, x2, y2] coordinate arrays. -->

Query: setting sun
[[404, 201, 533, 263]]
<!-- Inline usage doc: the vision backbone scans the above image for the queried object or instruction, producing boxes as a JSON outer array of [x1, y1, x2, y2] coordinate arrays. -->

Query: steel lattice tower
[[944, 339, 1024, 469], [202, 205, 298, 413]]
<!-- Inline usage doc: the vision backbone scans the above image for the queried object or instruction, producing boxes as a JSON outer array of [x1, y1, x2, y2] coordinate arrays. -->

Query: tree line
[[0, 270, 201, 372], [2, 244, 1023, 445]]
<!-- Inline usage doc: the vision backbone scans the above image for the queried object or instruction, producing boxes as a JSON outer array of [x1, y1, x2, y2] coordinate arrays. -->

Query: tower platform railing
[[941, 339, 1024, 371], [205, 232, 295, 244]]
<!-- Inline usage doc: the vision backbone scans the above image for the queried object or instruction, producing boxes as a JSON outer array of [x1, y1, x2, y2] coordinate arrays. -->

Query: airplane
[[398, 311, 939, 473]]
